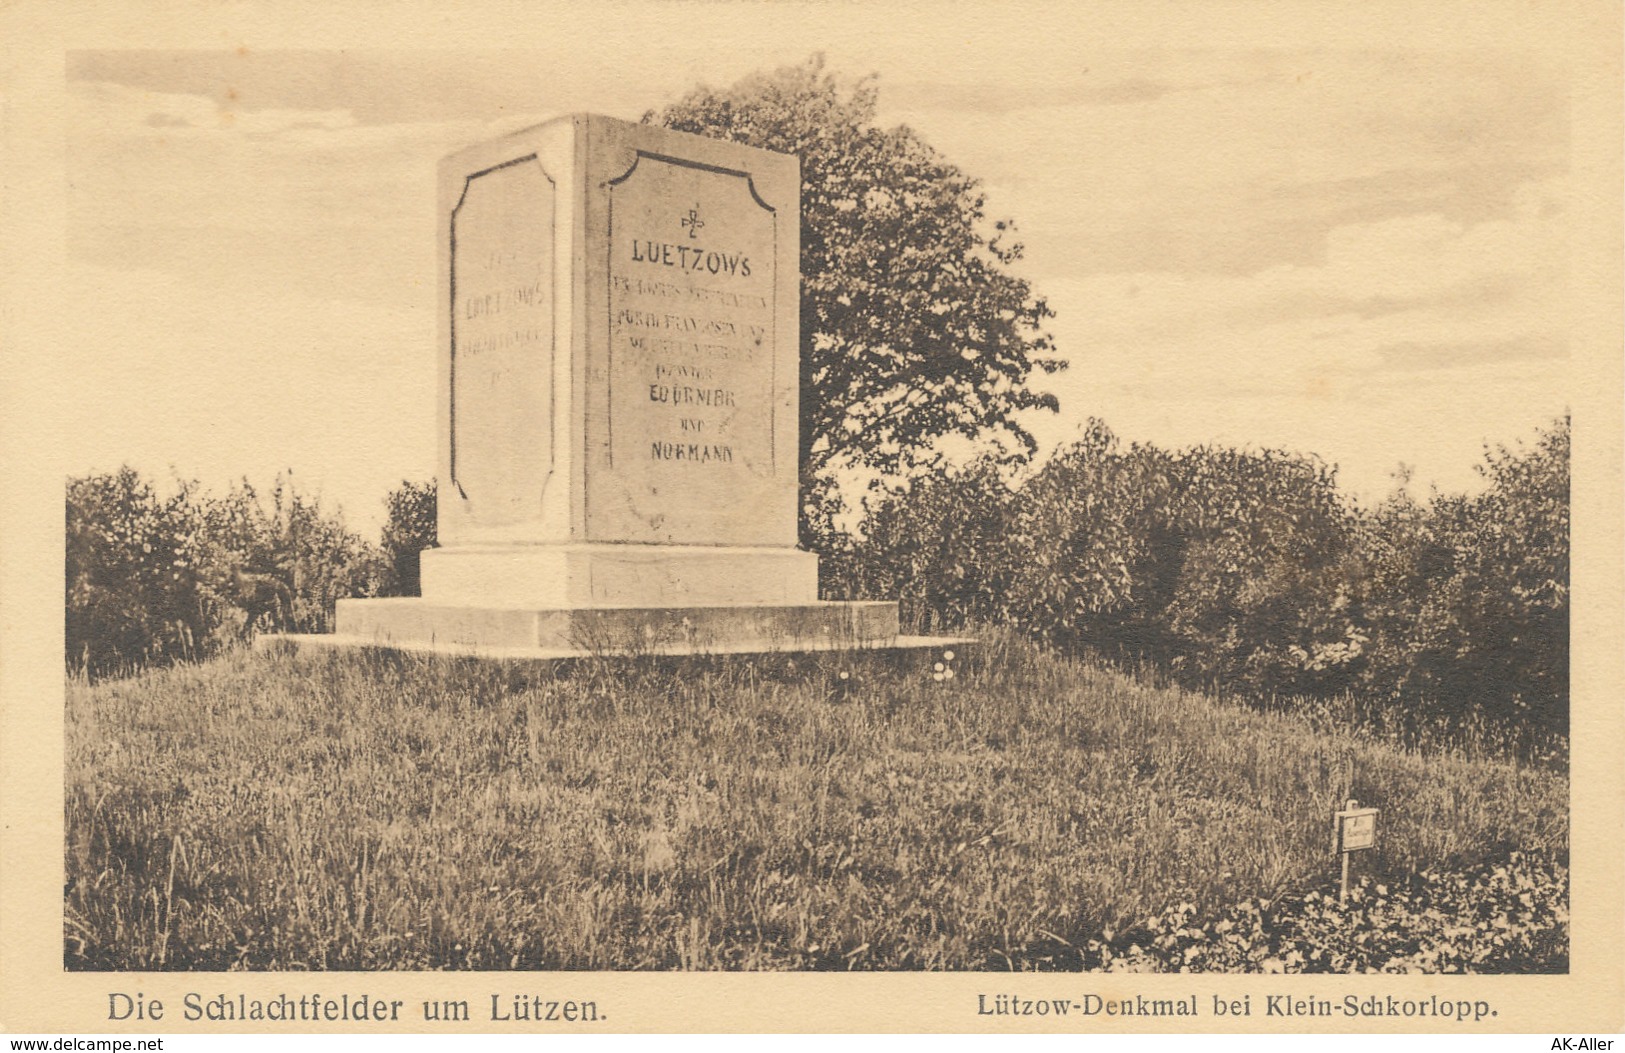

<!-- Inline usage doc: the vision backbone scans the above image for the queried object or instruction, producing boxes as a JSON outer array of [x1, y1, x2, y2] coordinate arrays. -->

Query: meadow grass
[[64, 633, 1567, 970]]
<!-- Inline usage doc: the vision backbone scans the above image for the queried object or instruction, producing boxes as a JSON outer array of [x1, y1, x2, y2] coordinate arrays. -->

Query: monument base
[[420, 544, 820, 607], [256, 629, 971, 662], [335, 596, 897, 651], [268, 544, 974, 662], [259, 597, 971, 662]]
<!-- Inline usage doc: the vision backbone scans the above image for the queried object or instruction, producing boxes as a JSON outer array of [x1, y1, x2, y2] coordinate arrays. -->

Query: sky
[[60, 29, 1572, 532]]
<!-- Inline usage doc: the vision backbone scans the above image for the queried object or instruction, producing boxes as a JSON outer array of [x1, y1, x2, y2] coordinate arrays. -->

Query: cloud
[[1048, 174, 1564, 365], [888, 50, 1565, 280], [885, 73, 1225, 115], [66, 48, 760, 128], [68, 80, 501, 301], [1373, 336, 1566, 373], [1028, 175, 1568, 499], [73, 78, 361, 138]]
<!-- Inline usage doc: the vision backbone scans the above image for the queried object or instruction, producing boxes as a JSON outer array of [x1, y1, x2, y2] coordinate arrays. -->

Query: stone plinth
[[418, 544, 819, 607], [336, 598, 899, 653]]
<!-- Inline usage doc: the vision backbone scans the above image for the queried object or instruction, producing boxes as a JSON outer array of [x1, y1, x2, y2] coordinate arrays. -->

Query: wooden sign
[[1338, 805, 1380, 851], [1334, 798, 1380, 905]]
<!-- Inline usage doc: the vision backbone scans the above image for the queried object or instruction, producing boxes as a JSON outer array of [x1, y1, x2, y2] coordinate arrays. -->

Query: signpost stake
[[1334, 797, 1379, 907], [1339, 797, 1357, 904]]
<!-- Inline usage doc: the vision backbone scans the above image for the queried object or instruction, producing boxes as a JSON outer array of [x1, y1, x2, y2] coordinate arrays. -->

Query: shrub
[[66, 468, 208, 677], [378, 479, 437, 597], [65, 469, 385, 679], [838, 421, 1363, 694], [1353, 416, 1568, 739], [823, 458, 1018, 633], [832, 415, 1569, 754]]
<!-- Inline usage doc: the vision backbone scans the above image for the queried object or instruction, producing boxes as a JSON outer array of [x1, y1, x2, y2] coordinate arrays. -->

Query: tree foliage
[[647, 55, 1063, 543], [66, 468, 385, 679], [1355, 416, 1569, 731], [66, 467, 204, 675], [378, 479, 437, 597], [828, 414, 1570, 754]]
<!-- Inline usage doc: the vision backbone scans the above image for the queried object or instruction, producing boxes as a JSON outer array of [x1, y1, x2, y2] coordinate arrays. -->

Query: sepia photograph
[[3, 0, 1621, 1037]]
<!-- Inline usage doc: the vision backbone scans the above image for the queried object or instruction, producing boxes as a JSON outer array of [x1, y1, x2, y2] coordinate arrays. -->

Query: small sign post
[[1334, 798, 1380, 905]]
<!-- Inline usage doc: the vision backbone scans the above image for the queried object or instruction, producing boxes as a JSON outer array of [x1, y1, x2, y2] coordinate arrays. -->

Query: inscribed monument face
[[600, 151, 782, 545], [448, 156, 556, 525]]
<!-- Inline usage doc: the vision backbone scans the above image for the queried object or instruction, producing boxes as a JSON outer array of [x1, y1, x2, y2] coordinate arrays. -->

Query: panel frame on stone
[[435, 118, 579, 548], [578, 117, 802, 550]]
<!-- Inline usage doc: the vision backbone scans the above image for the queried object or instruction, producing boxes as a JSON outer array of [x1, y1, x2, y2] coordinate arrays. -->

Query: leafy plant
[[66, 468, 384, 679], [834, 415, 1569, 757], [378, 479, 437, 597], [1076, 851, 1568, 974]]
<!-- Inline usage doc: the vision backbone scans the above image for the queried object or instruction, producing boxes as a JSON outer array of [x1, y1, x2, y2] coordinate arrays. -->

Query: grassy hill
[[64, 635, 1568, 971]]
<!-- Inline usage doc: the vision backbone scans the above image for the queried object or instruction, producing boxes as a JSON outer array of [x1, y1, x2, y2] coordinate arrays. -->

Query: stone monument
[[300, 113, 947, 657]]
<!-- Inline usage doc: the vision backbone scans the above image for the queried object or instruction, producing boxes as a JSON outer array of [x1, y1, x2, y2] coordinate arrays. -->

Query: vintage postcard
[[2, 0, 1620, 1038]]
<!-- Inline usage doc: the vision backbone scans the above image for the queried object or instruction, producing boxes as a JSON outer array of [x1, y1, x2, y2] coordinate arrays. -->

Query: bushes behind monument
[[824, 414, 1570, 754], [65, 469, 411, 680]]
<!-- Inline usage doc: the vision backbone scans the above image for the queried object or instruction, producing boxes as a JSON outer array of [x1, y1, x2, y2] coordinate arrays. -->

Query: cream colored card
[[3, 0, 1620, 1036]]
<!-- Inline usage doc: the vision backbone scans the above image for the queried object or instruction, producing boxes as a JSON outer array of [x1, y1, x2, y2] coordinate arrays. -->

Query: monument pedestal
[[328, 540, 912, 657], [332, 596, 901, 655], [418, 543, 819, 607]]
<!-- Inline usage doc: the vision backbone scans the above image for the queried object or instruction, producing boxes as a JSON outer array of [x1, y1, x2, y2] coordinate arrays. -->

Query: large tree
[[648, 55, 1063, 544]]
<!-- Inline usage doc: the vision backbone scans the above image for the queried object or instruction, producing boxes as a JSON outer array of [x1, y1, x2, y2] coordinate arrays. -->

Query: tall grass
[[65, 634, 1567, 971]]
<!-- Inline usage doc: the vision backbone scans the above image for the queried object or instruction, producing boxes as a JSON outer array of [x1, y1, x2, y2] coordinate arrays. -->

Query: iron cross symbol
[[681, 205, 704, 239]]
